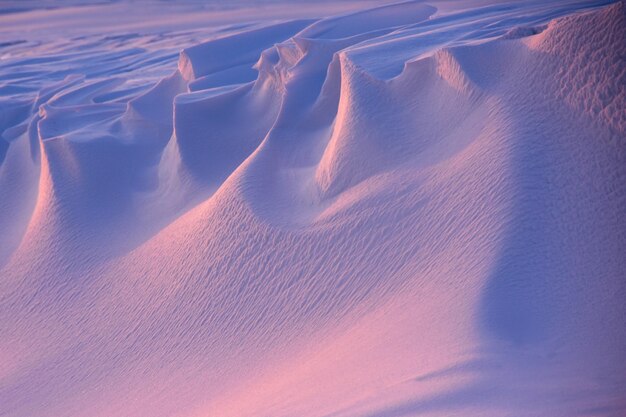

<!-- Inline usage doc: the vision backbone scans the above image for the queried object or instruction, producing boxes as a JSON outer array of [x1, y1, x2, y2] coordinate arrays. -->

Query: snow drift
[[0, 1, 625, 416]]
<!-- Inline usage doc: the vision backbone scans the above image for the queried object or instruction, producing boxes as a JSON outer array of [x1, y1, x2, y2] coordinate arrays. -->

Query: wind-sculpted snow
[[0, 1, 625, 416]]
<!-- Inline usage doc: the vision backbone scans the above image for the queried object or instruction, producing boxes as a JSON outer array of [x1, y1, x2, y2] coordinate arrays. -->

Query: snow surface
[[1, 1, 625, 416]]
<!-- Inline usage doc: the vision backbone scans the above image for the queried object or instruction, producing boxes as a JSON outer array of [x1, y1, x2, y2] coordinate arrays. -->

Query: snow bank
[[0, 1, 624, 416]]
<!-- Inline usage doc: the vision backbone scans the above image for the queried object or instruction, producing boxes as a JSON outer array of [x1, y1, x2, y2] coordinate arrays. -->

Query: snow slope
[[0, 1, 625, 416]]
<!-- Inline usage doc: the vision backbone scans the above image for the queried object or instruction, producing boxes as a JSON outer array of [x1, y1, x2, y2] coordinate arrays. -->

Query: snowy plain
[[0, 0, 625, 416]]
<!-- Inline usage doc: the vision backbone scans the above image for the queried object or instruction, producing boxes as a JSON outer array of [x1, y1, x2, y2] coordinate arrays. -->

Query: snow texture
[[0, 1, 625, 416]]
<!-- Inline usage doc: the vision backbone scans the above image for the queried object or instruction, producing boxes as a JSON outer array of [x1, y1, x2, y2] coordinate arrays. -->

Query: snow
[[0, 1, 625, 416]]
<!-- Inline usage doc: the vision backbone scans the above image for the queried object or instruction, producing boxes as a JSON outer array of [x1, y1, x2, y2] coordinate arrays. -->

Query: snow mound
[[0, 1, 624, 417]]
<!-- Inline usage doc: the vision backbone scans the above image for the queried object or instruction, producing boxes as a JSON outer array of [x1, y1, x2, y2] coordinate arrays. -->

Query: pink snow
[[0, 1, 624, 416]]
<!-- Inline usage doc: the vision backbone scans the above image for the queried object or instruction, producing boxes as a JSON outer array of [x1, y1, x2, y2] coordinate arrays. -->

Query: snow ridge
[[0, 1, 624, 416]]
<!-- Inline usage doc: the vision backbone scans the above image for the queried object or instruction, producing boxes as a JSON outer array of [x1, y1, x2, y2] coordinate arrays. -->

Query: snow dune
[[0, 1, 625, 416]]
